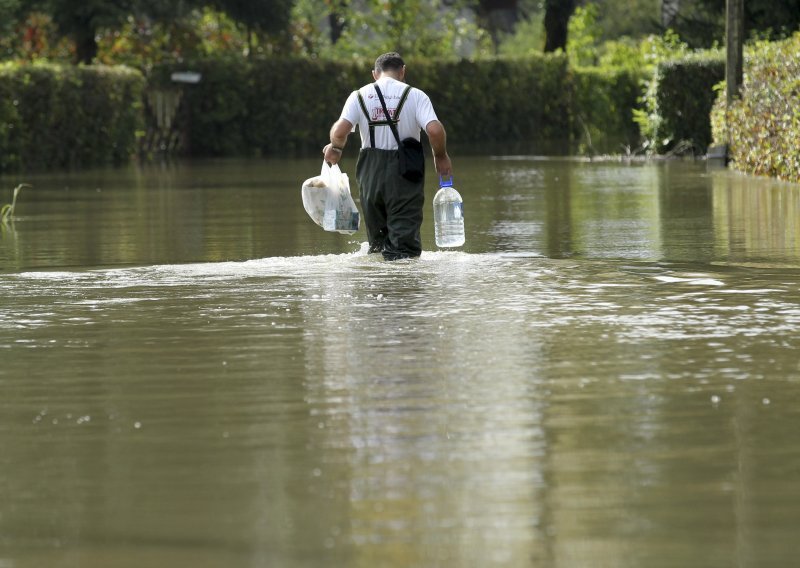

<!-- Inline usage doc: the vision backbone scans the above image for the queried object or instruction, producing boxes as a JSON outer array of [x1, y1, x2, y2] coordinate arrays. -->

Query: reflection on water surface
[[2, 158, 800, 567]]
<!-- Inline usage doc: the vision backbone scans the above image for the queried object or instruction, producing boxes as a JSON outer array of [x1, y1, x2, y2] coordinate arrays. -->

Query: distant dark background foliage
[[667, 0, 800, 48], [4, 0, 800, 64]]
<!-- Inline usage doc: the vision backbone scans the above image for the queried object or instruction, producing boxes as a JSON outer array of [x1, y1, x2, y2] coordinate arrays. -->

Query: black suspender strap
[[374, 84, 401, 148], [356, 91, 375, 148], [356, 84, 413, 148], [395, 86, 412, 120]]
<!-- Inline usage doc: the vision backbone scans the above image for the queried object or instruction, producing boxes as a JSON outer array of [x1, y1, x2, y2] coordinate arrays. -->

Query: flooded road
[[2, 157, 800, 567]]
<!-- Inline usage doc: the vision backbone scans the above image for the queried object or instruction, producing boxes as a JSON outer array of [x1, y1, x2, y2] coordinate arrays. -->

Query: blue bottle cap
[[439, 175, 454, 188]]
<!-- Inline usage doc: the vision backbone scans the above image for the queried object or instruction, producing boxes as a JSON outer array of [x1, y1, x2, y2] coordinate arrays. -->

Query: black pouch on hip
[[399, 137, 424, 182], [374, 84, 425, 183]]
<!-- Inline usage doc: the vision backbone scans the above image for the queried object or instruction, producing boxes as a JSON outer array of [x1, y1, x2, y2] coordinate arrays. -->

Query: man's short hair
[[374, 52, 405, 72]]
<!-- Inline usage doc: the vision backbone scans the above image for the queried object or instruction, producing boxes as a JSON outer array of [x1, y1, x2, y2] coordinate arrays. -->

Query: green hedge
[[2, 54, 741, 170], [570, 65, 643, 154], [151, 54, 642, 158], [0, 55, 639, 171], [711, 34, 800, 183], [636, 52, 725, 154], [413, 57, 572, 149], [0, 62, 145, 172], [149, 58, 367, 157], [0, 56, 648, 170]]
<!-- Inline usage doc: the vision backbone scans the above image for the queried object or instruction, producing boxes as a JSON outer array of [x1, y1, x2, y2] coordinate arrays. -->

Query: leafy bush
[[635, 50, 725, 154], [711, 33, 800, 182], [0, 62, 145, 171]]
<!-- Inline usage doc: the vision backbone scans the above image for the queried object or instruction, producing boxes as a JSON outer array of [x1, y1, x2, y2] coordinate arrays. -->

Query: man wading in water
[[323, 52, 453, 260]]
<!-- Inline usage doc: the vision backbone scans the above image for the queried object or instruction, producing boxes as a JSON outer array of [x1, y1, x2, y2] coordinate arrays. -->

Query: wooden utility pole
[[726, 0, 744, 105]]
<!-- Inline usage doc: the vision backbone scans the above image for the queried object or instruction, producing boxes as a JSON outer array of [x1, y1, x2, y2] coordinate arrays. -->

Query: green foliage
[[156, 57, 360, 156], [592, 0, 661, 41], [634, 50, 724, 154], [711, 33, 800, 183], [567, 3, 602, 67], [669, 0, 800, 49], [570, 65, 644, 153], [212, 0, 293, 37], [0, 11, 74, 62], [600, 30, 689, 72], [39, 0, 139, 62], [597, 37, 645, 70], [509, 0, 659, 50], [96, 7, 251, 68], [414, 55, 572, 145], [534, 24, 726, 155], [149, 52, 638, 158], [0, 0, 22, 35], [0, 61, 145, 171], [497, 12, 545, 56], [5, 1, 285, 65], [290, 0, 493, 59]]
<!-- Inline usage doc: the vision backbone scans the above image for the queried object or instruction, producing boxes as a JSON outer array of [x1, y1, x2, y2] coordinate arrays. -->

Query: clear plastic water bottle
[[433, 175, 465, 248]]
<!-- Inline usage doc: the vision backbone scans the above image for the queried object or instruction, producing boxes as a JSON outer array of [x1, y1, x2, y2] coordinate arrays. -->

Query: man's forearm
[[329, 119, 351, 149], [323, 119, 353, 164], [425, 120, 452, 176], [426, 120, 448, 157]]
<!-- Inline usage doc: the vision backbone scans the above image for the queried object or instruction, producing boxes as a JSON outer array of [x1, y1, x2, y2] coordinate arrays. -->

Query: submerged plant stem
[[2, 184, 31, 221]]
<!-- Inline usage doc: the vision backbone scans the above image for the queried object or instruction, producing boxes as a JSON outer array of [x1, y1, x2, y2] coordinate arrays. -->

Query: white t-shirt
[[340, 76, 438, 150]]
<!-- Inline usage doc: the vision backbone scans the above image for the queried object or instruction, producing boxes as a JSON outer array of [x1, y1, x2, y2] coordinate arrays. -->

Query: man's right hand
[[323, 144, 342, 165]]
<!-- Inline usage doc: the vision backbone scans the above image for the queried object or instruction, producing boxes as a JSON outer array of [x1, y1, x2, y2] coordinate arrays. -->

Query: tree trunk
[[73, 27, 98, 64], [725, 0, 744, 106], [543, 0, 576, 53], [328, 1, 347, 44]]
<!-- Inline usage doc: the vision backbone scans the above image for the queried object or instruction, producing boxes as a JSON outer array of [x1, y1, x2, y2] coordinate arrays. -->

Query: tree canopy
[[2, 0, 800, 65]]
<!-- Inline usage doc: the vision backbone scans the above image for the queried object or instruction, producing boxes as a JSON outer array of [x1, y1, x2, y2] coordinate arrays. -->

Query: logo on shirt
[[371, 107, 398, 121]]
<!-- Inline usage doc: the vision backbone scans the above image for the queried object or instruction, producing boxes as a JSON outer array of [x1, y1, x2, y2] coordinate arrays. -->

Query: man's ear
[[372, 69, 380, 81]]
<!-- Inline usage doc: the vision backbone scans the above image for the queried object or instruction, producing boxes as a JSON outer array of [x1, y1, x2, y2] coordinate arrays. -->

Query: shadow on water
[[3, 157, 800, 566]]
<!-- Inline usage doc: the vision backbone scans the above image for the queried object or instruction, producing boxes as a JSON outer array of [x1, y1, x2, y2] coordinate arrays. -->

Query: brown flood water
[[1, 157, 800, 567]]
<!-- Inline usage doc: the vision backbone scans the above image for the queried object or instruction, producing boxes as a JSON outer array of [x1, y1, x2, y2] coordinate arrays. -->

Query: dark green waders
[[356, 148, 425, 261]]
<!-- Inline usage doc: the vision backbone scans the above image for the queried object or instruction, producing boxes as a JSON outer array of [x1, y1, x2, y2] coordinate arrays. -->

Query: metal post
[[726, 0, 744, 106]]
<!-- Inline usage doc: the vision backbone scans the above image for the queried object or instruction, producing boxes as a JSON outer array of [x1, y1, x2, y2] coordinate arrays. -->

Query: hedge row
[[2, 54, 720, 172], [151, 55, 643, 158], [0, 62, 145, 171], [711, 33, 800, 183], [636, 52, 725, 155]]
